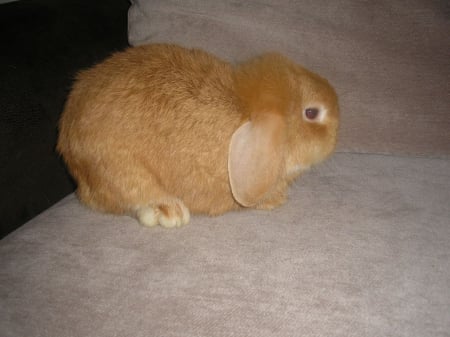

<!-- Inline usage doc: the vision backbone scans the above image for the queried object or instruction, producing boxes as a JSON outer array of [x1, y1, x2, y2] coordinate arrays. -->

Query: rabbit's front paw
[[136, 199, 190, 228], [256, 189, 287, 211]]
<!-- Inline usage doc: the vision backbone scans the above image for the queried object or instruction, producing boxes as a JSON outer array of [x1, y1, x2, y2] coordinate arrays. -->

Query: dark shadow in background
[[0, 0, 130, 238]]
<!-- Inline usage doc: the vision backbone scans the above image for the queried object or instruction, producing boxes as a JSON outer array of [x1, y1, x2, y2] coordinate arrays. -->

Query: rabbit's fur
[[57, 44, 339, 227]]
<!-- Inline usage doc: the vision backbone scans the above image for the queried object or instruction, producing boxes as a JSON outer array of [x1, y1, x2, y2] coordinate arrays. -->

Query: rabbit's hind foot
[[135, 198, 190, 228]]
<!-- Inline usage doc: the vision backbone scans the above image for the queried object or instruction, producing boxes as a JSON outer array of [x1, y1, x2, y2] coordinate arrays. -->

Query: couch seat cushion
[[1, 153, 449, 336]]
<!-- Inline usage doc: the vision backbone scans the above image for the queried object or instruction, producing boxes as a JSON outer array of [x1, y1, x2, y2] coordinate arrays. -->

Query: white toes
[[180, 202, 190, 225], [136, 207, 158, 227], [135, 200, 190, 228], [158, 201, 190, 228], [159, 213, 183, 228]]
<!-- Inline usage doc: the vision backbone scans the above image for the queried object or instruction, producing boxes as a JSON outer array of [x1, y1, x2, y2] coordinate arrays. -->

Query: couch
[[1, 1, 449, 336]]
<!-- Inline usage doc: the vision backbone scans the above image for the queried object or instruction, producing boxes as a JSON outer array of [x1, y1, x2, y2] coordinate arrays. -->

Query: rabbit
[[57, 43, 339, 228]]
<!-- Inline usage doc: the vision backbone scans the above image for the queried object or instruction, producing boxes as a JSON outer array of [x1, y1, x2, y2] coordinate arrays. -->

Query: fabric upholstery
[[129, 0, 450, 157], [1, 153, 449, 336]]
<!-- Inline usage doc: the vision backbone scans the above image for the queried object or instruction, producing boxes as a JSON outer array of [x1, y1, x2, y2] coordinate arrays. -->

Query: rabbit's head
[[229, 53, 339, 207]]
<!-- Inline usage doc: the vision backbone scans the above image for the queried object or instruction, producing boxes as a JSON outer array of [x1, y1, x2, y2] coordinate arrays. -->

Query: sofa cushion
[[1, 153, 449, 337], [128, 0, 450, 158]]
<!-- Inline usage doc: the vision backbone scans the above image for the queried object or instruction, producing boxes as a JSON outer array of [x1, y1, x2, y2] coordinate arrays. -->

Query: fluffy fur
[[57, 44, 339, 228]]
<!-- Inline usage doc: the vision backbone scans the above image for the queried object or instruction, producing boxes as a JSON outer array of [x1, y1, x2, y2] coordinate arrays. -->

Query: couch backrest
[[128, 0, 450, 158]]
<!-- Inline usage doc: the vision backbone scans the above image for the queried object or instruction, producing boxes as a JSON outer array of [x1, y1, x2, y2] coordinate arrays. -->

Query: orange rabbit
[[57, 44, 339, 228]]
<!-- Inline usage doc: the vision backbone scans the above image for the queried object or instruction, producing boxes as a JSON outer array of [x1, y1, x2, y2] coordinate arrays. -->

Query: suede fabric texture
[[1, 153, 450, 337], [129, 0, 450, 158]]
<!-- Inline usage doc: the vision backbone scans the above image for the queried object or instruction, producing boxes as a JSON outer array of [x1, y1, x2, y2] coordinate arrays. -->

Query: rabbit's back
[[58, 44, 242, 215]]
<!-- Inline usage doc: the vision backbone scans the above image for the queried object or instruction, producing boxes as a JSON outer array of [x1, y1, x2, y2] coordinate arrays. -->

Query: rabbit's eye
[[305, 108, 319, 120]]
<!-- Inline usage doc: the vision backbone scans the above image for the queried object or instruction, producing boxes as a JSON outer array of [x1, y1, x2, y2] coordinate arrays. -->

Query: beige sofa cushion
[[129, 0, 450, 157], [1, 153, 450, 336]]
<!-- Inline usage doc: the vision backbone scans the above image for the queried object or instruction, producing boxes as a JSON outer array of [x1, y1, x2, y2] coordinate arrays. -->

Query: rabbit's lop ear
[[228, 113, 286, 207], [228, 54, 292, 207]]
